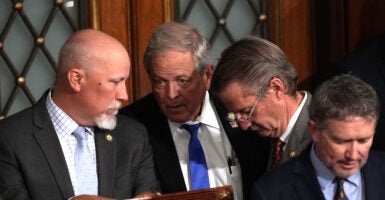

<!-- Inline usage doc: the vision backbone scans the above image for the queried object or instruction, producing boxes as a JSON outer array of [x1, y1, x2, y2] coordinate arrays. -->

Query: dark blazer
[[335, 34, 385, 151], [120, 93, 270, 199], [251, 145, 385, 200], [268, 92, 312, 167], [0, 93, 159, 200]]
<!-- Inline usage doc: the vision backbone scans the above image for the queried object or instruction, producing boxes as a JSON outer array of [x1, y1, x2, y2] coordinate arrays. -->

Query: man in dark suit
[[251, 74, 385, 200], [335, 33, 385, 151], [0, 29, 159, 200], [211, 36, 312, 169], [120, 22, 269, 200]]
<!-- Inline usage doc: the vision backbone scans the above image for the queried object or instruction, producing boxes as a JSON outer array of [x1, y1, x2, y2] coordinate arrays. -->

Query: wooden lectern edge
[[128, 185, 234, 200]]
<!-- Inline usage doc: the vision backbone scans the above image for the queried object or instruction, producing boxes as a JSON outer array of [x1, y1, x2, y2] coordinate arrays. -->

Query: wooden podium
[[133, 185, 234, 200]]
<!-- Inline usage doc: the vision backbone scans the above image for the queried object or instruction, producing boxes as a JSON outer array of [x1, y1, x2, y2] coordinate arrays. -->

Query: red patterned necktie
[[271, 139, 285, 168]]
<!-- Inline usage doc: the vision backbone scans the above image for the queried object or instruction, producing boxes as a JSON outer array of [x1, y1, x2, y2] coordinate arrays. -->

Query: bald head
[[53, 29, 131, 128], [57, 29, 129, 81]]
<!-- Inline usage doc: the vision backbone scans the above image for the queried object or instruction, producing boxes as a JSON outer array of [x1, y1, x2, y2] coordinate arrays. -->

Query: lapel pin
[[227, 112, 238, 128], [105, 134, 113, 142], [289, 151, 296, 158]]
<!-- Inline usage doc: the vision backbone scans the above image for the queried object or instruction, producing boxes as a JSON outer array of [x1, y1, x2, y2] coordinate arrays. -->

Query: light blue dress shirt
[[310, 144, 364, 200], [46, 90, 98, 195]]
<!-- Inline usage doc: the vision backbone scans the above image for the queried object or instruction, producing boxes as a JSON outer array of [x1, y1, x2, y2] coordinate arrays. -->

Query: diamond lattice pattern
[[0, 0, 80, 117]]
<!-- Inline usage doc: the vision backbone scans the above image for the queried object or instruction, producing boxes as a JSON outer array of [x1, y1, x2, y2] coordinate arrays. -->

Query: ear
[[204, 64, 214, 89], [308, 120, 319, 143], [269, 77, 286, 98], [67, 68, 84, 92]]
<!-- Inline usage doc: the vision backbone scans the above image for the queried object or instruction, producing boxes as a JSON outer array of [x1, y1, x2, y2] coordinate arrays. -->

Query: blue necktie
[[73, 126, 98, 195], [181, 123, 210, 190]]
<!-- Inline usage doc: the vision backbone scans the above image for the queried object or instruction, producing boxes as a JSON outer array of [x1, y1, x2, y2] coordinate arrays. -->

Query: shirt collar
[[169, 91, 220, 130], [310, 143, 361, 189], [195, 91, 220, 129], [46, 90, 94, 136], [280, 91, 308, 143]]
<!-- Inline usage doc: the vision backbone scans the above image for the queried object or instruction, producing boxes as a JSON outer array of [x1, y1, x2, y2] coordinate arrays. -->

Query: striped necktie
[[333, 177, 349, 200]]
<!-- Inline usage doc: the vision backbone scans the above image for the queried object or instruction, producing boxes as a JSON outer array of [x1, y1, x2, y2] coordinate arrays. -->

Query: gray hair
[[143, 21, 211, 75], [211, 35, 297, 96], [309, 74, 380, 130]]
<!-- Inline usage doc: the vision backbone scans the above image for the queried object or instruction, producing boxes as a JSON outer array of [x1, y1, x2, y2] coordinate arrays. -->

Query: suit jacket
[[251, 145, 385, 200], [268, 92, 312, 167], [335, 34, 385, 151], [119, 93, 270, 199], [0, 93, 159, 200]]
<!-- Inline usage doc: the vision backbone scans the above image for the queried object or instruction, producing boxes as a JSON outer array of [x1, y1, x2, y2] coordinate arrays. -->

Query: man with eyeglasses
[[251, 74, 385, 200], [211, 36, 312, 169], [120, 22, 269, 200]]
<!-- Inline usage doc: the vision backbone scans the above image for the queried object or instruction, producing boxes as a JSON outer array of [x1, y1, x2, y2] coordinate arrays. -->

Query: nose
[[166, 82, 180, 99], [116, 82, 128, 101], [238, 122, 251, 130], [236, 113, 252, 130], [346, 142, 360, 160]]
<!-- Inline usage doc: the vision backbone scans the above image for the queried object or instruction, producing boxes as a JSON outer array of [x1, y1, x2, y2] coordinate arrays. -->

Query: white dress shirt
[[168, 91, 243, 200]]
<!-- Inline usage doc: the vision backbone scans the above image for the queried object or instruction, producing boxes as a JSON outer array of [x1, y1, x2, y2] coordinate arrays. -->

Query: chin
[[95, 114, 117, 130]]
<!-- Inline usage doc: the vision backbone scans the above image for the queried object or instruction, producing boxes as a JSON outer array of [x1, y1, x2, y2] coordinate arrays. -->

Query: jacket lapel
[[145, 95, 186, 192], [282, 92, 312, 162], [94, 128, 116, 197], [151, 113, 187, 192], [292, 147, 326, 200], [363, 150, 385, 200], [32, 96, 74, 198]]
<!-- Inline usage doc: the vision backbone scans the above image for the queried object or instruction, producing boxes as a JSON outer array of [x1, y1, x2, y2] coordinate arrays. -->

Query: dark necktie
[[271, 139, 285, 168], [73, 126, 98, 195], [181, 123, 210, 190], [333, 177, 349, 200]]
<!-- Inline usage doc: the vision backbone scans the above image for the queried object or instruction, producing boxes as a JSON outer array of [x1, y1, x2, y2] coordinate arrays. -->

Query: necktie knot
[[73, 126, 88, 141], [181, 123, 201, 137]]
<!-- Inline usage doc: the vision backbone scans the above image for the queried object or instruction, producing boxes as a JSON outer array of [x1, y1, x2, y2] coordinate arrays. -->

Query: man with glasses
[[211, 36, 312, 169], [120, 22, 269, 200], [251, 74, 385, 200]]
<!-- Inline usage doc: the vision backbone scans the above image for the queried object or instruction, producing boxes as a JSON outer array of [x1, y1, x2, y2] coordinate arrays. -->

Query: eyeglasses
[[234, 79, 271, 123]]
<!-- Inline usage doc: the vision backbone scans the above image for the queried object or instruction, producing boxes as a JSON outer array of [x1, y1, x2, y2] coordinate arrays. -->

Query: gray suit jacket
[[0, 93, 159, 200], [268, 91, 312, 168]]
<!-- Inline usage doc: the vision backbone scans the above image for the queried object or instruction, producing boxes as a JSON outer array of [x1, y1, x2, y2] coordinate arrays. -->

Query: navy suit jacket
[[251, 145, 385, 200], [0, 93, 159, 200], [335, 34, 385, 151], [120, 93, 270, 199]]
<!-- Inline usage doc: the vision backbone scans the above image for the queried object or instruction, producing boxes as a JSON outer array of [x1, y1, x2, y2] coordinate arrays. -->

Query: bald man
[[0, 30, 159, 200]]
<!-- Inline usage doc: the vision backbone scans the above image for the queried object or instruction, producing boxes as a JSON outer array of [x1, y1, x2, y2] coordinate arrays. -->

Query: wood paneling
[[88, 0, 173, 105], [313, 0, 385, 86], [346, 0, 385, 51], [129, 0, 173, 101], [269, 0, 314, 90]]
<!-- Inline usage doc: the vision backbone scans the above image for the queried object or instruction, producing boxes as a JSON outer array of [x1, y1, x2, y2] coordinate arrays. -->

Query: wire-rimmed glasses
[[231, 79, 271, 123]]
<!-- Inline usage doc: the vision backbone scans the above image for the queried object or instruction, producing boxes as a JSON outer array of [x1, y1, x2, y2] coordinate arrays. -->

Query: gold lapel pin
[[105, 134, 113, 142], [289, 151, 296, 158]]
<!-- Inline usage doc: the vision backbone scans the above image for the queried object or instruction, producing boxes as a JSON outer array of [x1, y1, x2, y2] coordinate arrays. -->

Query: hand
[[133, 191, 159, 199]]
